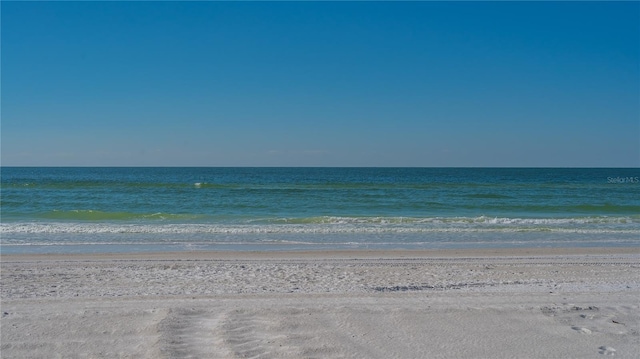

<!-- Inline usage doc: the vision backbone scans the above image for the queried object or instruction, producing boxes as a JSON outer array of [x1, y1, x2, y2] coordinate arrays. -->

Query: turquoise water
[[1, 167, 638, 253]]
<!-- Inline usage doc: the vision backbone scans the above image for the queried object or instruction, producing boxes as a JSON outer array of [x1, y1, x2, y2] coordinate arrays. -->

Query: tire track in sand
[[158, 308, 231, 359]]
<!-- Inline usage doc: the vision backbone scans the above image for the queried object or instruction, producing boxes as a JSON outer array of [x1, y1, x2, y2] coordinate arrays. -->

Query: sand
[[1, 247, 638, 358]]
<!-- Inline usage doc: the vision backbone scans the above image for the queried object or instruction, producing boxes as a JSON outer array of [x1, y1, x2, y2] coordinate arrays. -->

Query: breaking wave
[[2, 215, 638, 236]]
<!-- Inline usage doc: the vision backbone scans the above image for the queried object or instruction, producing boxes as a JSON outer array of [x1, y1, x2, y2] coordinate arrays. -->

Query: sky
[[2, 1, 639, 167]]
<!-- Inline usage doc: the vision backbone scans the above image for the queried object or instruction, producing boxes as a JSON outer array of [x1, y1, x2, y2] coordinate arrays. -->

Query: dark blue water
[[2, 167, 638, 253]]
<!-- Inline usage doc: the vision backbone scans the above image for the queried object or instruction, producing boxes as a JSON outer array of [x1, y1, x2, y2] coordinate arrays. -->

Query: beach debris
[[598, 346, 616, 355], [572, 305, 599, 311]]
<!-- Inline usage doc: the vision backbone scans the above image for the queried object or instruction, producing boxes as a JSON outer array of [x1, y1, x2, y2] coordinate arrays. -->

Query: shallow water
[[2, 167, 638, 253]]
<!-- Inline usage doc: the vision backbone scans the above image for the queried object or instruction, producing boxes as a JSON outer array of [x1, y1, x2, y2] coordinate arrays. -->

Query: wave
[[463, 193, 514, 199], [4, 178, 625, 191], [2, 216, 638, 236], [452, 203, 640, 215], [13, 210, 640, 225], [39, 210, 207, 222], [266, 215, 640, 225]]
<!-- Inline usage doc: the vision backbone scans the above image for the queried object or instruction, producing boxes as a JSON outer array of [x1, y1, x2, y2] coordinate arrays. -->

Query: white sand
[[1, 247, 639, 358]]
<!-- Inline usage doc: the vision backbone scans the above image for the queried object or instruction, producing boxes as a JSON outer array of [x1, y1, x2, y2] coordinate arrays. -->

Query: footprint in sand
[[571, 326, 592, 334], [598, 345, 616, 356]]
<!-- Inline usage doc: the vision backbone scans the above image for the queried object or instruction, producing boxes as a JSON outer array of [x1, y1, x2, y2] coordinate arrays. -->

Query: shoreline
[[2, 245, 639, 262]]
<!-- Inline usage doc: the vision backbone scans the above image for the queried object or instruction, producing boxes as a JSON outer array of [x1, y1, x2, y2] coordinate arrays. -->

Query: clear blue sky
[[2, 1, 638, 167]]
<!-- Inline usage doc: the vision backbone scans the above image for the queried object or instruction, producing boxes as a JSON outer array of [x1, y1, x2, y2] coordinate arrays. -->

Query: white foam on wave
[[1, 218, 638, 236], [266, 215, 639, 226]]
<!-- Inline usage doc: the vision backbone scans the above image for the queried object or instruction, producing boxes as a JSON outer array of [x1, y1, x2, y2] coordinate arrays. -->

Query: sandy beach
[[1, 247, 639, 358]]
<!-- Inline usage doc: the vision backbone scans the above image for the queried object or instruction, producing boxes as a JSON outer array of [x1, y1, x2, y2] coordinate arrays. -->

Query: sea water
[[1, 167, 638, 253]]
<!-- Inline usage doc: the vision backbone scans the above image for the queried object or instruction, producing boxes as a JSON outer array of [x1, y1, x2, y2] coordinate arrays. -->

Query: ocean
[[1, 167, 638, 254]]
